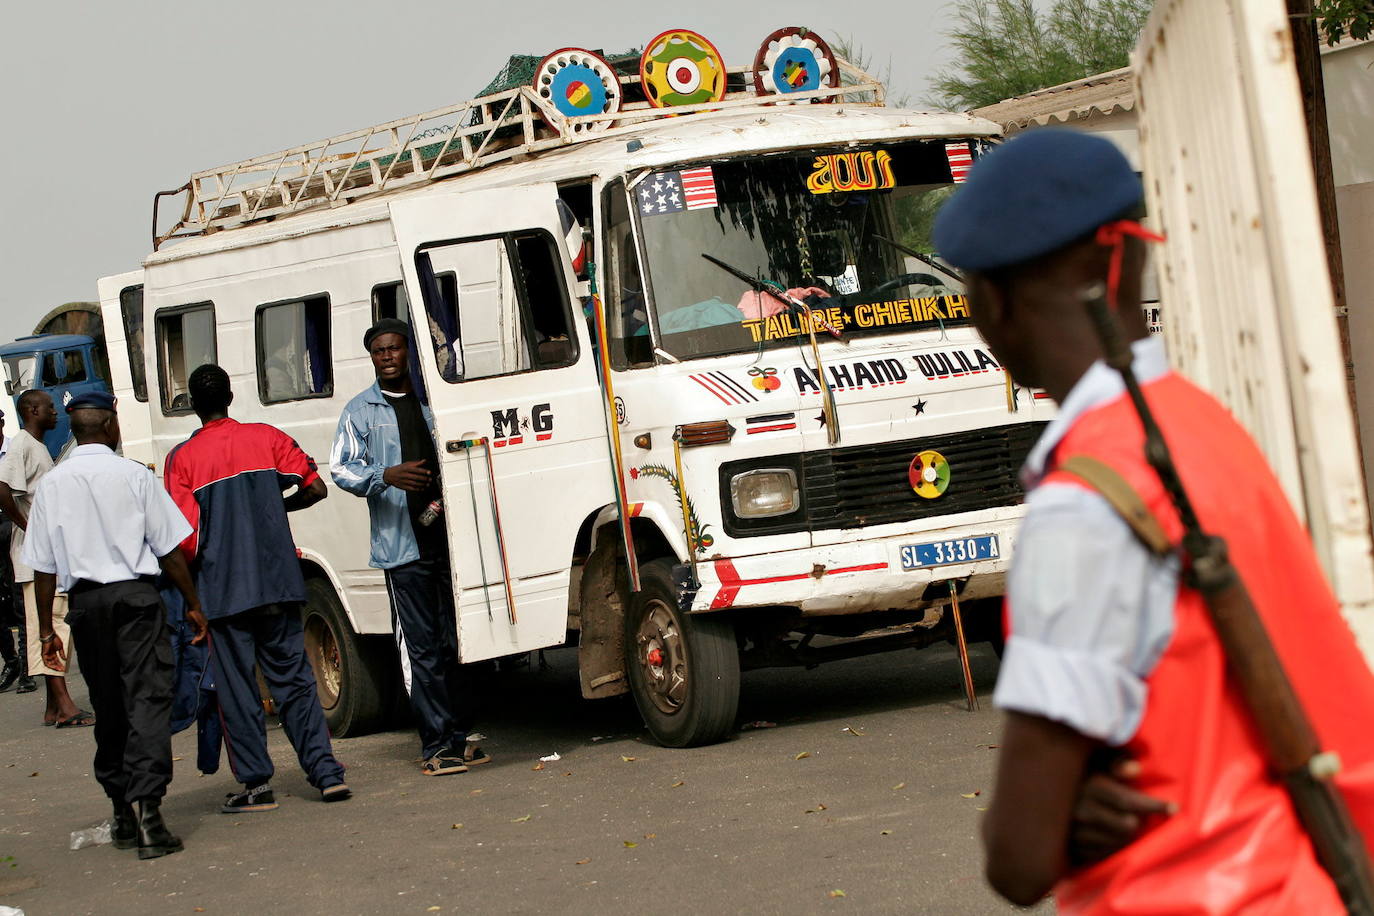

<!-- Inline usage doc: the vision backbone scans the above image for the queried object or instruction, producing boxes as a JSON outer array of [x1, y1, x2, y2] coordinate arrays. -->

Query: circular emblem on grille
[[909, 450, 951, 499]]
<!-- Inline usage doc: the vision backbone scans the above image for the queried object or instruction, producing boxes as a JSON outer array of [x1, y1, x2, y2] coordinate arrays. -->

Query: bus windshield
[[633, 139, 976, 361]]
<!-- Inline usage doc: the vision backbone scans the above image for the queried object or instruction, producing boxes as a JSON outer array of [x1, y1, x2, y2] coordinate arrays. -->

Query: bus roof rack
[[152, 56, 886, 249]]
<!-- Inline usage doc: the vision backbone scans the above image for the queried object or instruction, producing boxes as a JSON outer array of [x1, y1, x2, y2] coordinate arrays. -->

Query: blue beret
[[66, 390, 117, 413], [933, 129, 1142, 272]]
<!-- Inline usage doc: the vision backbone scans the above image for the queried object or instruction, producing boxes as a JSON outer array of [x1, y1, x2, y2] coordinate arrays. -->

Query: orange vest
[[1038, 372, 1374, 915]]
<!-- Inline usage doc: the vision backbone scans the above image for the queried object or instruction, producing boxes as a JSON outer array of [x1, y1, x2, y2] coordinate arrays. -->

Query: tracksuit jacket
[[330, 382, 435, 569]]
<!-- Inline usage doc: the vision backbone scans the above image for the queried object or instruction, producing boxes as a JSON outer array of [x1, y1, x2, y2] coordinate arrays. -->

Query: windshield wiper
[[701, 253, 842, 445], [873, 234, 964, 285]]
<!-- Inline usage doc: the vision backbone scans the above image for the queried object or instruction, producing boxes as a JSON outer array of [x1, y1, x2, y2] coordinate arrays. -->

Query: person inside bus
[[331, 319, 489, 777]]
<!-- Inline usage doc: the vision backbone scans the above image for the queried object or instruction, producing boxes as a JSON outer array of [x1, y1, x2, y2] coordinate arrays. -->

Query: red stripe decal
[[691, 374, 737, 404], [710, 559, 889, 609], [536, 433, 552, 441], [745, 423, 797, 435]]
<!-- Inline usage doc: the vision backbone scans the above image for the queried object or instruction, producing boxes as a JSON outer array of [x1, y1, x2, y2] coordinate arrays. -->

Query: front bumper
[[678, 507, 1022, 615]]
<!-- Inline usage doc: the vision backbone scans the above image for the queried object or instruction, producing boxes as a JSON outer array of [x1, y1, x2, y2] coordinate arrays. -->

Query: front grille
[[804, 422, 1046, 529], [720, 422, 1047, 537]]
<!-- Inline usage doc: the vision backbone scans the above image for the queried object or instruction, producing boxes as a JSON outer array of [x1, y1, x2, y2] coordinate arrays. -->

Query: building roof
[[969, 68, 1135, 133]]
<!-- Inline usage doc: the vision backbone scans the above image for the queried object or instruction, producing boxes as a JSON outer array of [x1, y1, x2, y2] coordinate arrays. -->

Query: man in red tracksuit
[[164, 364, 350, 813], [932, 129, 1374, 912]]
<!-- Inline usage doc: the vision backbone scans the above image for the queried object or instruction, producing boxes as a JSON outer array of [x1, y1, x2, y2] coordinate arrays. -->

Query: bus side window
[[155, 303, 217, 415], [415, 230, 577, 383], [372, 275, 457, 335], [512, 232, 578, 370], [256, 295, 333, 404], [120, 285, 149, 402]]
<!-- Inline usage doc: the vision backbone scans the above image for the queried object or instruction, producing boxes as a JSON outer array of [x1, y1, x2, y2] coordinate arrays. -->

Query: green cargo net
[[352, 49, 644, 174]]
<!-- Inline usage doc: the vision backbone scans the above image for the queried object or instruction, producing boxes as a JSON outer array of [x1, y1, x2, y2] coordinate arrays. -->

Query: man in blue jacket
[[331, 319, 487, 776]]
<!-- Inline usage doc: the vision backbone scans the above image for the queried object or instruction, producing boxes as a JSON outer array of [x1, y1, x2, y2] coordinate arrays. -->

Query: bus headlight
[[730, 468, 799, 518]]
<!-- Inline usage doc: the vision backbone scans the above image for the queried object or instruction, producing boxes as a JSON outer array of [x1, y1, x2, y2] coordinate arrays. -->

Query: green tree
[[1313, 0, 1374, 43], [929, 0, 1153, 110]]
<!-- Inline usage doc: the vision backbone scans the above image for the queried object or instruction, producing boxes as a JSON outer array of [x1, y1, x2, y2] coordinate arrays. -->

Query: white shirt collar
[[69, 444, 116, 458], [1021, 336, 1170, 490]]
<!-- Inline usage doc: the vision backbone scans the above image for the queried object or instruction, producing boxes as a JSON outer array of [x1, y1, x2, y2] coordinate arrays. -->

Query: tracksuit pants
[[67, 579, 174, 803], [208, 604, 344, 790], [384, 556, 473, 760]]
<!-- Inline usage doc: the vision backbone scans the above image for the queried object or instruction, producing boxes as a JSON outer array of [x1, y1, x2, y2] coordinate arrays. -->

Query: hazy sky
[[0, 0, 961, 345]]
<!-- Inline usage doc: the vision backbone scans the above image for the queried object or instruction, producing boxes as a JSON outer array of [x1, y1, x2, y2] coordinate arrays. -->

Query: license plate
[[900, 535, 1000, 570]]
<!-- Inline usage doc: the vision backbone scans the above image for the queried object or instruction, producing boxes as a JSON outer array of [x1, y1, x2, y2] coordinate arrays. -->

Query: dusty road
[[0, 642, 1045, 915]]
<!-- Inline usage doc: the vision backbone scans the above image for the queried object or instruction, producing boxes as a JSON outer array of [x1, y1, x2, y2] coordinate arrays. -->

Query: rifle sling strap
[[1058, 455, 1173, 557]]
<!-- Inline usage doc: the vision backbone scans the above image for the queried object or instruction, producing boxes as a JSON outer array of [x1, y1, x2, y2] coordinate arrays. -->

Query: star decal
[[814, 412, 827, 428], [913, 399, 927, 415]]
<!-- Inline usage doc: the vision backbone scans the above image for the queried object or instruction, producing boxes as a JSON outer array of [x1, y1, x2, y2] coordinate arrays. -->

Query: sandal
[[464, 745, 492, 766], [55, 710, 96, 728]]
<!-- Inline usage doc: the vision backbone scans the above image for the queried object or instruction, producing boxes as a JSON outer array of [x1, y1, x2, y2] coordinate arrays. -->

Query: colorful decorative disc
[[640, 29, 727, 108], [909, 450, 951, 499], [534, 48, 621, 134], [753, 27, 839, 102]]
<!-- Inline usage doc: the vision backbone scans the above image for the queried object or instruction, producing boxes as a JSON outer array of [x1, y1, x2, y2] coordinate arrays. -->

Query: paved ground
[[0, 642, 1050, 915]]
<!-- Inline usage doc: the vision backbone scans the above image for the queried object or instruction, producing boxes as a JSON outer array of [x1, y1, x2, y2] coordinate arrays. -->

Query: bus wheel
[[624, 559, 739, 747], [302, 577, 390, 737]]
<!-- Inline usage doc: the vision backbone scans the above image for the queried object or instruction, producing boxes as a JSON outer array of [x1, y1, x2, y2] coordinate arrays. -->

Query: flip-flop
[[55, 710, 95, 728]]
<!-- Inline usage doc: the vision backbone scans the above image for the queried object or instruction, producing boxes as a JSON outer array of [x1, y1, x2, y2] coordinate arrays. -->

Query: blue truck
[[0, 334, 111, 458]]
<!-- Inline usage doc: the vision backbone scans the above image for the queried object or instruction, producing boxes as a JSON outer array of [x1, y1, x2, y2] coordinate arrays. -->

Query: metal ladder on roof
[[152, 58, 884, 249]]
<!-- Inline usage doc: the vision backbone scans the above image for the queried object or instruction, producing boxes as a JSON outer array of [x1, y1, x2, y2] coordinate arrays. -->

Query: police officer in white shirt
[[24, 391, 208, 860]]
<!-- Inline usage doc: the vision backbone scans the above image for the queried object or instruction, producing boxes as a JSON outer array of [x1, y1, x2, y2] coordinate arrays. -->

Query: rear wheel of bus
[[624, 559, 739, 747], [302, 577, 393, 737]]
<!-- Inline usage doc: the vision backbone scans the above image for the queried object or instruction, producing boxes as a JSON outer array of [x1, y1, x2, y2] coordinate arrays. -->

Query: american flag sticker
[[638, 167, 719, 216], [945, 142, 973, 184], [680, 166, 718, 210]]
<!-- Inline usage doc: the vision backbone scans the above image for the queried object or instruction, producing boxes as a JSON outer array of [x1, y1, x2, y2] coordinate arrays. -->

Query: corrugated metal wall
[[1134, 0, 1374, 645]]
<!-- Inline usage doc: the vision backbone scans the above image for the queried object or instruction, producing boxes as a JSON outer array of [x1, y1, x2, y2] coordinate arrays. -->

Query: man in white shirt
[[26, 391, 207, 860], [0, 390, 89, 725]]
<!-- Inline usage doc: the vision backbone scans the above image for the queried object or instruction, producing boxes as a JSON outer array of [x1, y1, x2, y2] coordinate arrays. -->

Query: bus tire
[[624, 559, 739, 748], [301, 577, 390, 737]]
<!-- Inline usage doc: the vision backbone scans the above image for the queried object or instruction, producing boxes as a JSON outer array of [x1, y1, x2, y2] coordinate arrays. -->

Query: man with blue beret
[[937, 129, 1374, 911], [25, 389, 208, 859]]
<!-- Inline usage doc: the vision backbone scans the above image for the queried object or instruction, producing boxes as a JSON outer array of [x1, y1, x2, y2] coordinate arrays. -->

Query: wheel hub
[[304, 615, 343, 710], [636, 600, 688, 715]]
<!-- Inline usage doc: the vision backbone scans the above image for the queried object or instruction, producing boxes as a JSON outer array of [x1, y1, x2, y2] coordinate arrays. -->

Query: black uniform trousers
[[208, 604, 344, 789], [0, 517, 20, 667], [383, 556, 474, 760], [67, 579, 174, 803]]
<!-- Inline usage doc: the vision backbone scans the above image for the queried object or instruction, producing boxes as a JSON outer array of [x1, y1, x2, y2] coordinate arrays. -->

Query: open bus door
[[389, 185, 614, 663]]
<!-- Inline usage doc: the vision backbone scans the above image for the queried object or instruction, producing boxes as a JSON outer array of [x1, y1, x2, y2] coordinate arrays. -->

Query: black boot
[[0, 660, 17, 692], [112, 801, 137, 850], [136, 799, 183, 860]]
